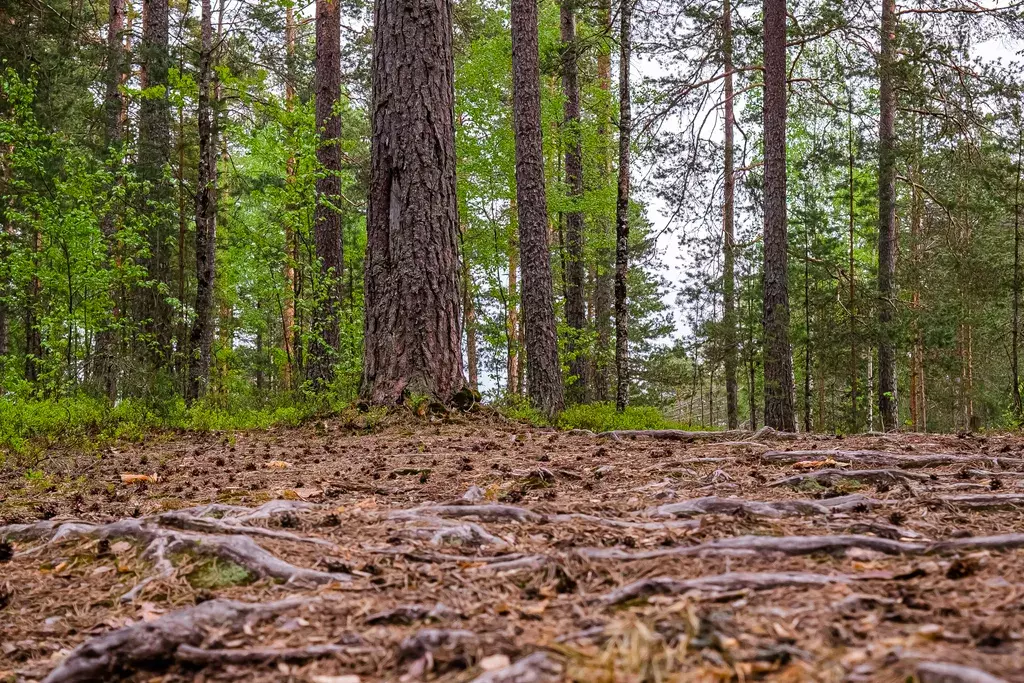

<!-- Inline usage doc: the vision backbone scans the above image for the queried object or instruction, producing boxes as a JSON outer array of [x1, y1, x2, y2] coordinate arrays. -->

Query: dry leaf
[[265, 460, 291, 469], [120, 473, 158, 484], [311, 676, 361, 683], [791, 460, 827, 470]]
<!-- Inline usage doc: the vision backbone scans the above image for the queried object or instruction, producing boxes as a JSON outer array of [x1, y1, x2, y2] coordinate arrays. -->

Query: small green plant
[[555, 403, 697, 432], [186, 558, 253, 589]]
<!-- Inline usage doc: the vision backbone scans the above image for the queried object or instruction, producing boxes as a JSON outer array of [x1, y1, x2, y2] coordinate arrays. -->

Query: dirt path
[[2, 417, 1024, 681]]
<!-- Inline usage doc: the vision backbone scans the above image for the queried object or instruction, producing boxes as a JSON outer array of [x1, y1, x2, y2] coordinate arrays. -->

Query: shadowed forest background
[[1, 0, 1023, 445]]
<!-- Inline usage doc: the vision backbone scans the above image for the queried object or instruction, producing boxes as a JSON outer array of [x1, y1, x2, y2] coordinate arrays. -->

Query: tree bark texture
[[614, 0, 632, 413], [511, 0, 564, 417], [308, 0, 343, 388], [138, 0, 173, 367], [186, 0, 217, 404], [761, 0, 796, 431], [560, 0, 587, 404], [722, 0, 738, 429], [877, 0, 899, 431], [1013, 123, 1022, 419], [361, 0, 467, 405]]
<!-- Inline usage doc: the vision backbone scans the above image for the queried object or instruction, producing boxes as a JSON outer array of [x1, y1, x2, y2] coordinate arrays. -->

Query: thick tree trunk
[[308, 0, 343, 389], [511, 0, 564, 417], [186, 0, 217, 404], [92, 0, 127, 401], [877, 0, 899, 431], [560, 0, 587, 404], [722, 0, 738, 429], [362, 0, 467, 405], [614, 0, 632, 413], [592, 0, 614, 402], [761, 0, 796, 431], [138, 0, 173, 370]]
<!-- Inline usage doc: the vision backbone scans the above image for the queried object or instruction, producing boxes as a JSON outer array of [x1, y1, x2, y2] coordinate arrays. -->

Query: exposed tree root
[[578, 532, 1024, 561], [1, 509, 350, 602], [762, 450, 1024, 469], [927, 494, 1024, 510], [387, 504, 698, 530], [42, 597, 312, 683], [641, 494, 880, 519], [916, 661, 1006, 683], [770, 468, 933, 487], [468, 651, 563, 683], [600, 571, 854, 605], [175, 642, 375, 666], [388, 505, 544, 523], [598, 429, 753, 442]]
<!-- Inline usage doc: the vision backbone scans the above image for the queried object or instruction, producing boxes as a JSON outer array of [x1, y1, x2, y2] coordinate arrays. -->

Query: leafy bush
[[555, 403, 698, 433]]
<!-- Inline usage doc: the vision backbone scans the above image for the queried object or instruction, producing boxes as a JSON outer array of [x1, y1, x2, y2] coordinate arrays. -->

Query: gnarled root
[[642, 494, 880, 519], [42, 597, 313, 683], [770, 469, 932, 487], [916, 661, 1006, 683], [600, 571, 853, 605]]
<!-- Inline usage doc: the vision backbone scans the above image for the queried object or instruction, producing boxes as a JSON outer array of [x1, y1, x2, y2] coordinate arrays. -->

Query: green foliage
[[555, 403, 697, 433], [185, 557, 253, 589]]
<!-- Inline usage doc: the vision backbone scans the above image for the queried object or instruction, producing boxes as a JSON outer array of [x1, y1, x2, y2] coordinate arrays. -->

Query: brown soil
[[2, 415, 1024, 682]]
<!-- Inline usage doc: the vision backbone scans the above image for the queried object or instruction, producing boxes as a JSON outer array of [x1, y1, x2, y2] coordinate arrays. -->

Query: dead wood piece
[[965, 469, 1024, 478], [175, 643, 372, 666], [389, 504, 543, 523], [762, 450, 1024, 469], [600, 571, 853, 605], [579, 532, 1024, 561], [598, 429, 752, 442], [468, 651, 563, 683], [840, 521, 926, 540], [42, 597, 311, 683], [927, 494, 1024, 510], [770, 468, 932, 487], [747, 426, 801, 441], [916, 662, 1006, 683], [469, 554, 551, 572], [641, 494, 880, 520]]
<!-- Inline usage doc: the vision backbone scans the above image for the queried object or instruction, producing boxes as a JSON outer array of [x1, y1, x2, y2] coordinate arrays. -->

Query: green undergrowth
[[499, 397, 702, 433], [0, 389, 388, 461], [185, 557, 254, 589]]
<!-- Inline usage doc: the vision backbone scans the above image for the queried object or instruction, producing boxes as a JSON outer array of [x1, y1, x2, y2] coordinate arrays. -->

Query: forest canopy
[[0, 0, 1023, 437]]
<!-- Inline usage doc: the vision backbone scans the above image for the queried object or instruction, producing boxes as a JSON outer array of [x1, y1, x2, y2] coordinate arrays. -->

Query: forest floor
[[2, 414, 1024, 682]]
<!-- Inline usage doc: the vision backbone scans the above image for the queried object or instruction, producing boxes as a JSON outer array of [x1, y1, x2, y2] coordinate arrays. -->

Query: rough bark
[[561, 0, 587, 403], [848, 93, 858, 431], [722, 0, 738, 429], [137, 0, 173, 368], [877, 0, 899, 431], [186, 0, 217, 404], [761, 0, 796, 431], [614, 0, 632, 413], [510, 0, 564, 417], [361, 0, 467, 404], [462, 238, 479, 391], [93, 0, 127, 401], [308, 0, 343, 388]]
